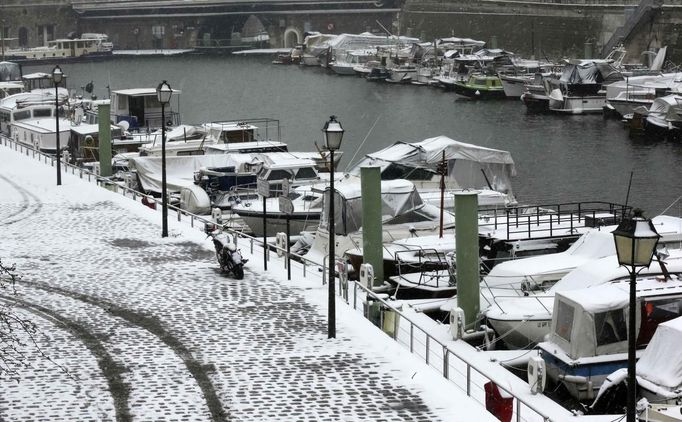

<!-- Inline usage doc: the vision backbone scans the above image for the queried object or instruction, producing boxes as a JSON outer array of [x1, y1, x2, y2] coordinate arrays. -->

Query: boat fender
[[475, 90, 481, 96]]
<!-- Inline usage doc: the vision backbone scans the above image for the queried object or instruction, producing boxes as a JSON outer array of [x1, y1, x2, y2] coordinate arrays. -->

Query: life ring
[[327, 23, 334, 31]]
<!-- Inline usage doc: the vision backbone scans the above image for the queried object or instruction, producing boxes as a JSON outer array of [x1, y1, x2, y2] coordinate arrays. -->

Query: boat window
[[33, 108, 52, 118], [637, 297, 682, 347], [176, 150, 204, 156], [382, 163, 434, 181], [144, 96, 162, 109], [13, 110, 31, 121], [474, 78, 486, 85], [266, 169, 292, 181], [383, 209, 429, 225], [555, 300, 575, 341], [594, 309, 627, 346], [294, 167, 317, 180]]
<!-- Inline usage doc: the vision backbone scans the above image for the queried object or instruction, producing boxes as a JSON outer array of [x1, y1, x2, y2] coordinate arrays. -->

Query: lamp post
[[323, 115, 344, 339], [52, 65, 63, 186], [612, 210, 660, 422], [156, 80, 173, 238]]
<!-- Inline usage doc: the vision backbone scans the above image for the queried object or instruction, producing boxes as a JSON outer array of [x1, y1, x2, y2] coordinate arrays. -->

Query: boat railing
[[1, 135, 553, 422], [478, 201, 631, 241], [486, 292, 554, 317], [394, 248, 450, 283]]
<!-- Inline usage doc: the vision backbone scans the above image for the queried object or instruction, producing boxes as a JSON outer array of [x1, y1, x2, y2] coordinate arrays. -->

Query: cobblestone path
[[0, 147, 463, 421]]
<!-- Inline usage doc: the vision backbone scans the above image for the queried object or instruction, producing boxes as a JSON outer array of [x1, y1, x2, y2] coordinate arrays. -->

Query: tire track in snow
[[0, 294, 131, 421], [20, 280, 229, 422], [0, 174, 43, 225]]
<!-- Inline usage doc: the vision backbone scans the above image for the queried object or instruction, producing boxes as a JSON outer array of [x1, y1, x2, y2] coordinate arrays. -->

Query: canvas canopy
[[321, 178, 424, 235], [549, 284, 630, 359], [636, 316, 682, 396], [0, 61, 21, 82], [349, 136, 516, 195], [128, 154, 257, 193]]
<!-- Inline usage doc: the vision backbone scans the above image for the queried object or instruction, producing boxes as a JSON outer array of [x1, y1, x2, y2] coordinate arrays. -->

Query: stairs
[[601, 0, 664, 58]]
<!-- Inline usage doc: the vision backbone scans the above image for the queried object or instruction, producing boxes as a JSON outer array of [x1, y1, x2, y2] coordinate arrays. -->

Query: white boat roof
[[12, 117, 72, 133], [335, 178, 415, 199], [437, 37, 485, 47], [360, 135, 515, 166], [204, 122, 258, 131], [252, 152, 316, 168], [112, 88, 182, 97], [0, 81, 24, 89], [22, 72, 51, 80], [70, 123, 119, 135], [204, 141, 287, 152]]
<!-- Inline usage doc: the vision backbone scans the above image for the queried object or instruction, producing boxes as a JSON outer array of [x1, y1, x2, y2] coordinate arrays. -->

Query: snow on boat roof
[[12, 117, 72, 133], [112, 88, 182, 96], [335, 178, 415, 199], [70, 123, 119, 135], [204, 122, 258, 131], [438, 37, 485, 47], [364, 135, 515, 166], [22, 72, 52, 80]]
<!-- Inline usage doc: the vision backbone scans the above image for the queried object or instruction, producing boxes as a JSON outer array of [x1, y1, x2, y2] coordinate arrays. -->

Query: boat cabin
[[110, 88, 181, 131], [11, 117, 70, 153], [0, 90, 67, 136], [538, 276, 682, 400], [67, 123, 128, 164]]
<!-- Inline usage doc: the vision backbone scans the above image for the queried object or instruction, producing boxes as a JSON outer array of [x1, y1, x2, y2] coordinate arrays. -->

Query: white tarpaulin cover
[[550, 284, 630, 359], [636, 316, 682, 393], [323, 178, 424, 235], [128, 154, 256, 193], [349, 136, 516, 195]]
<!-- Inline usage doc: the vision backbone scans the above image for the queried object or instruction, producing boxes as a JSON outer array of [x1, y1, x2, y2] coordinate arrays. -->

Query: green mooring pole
[[98, 104, 112, 177], [454, 191, 480, 331], [361, 166, 383, 286]]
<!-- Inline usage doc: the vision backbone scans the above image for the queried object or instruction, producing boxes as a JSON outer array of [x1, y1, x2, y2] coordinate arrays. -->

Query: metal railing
[[2, 136, 553, 421]]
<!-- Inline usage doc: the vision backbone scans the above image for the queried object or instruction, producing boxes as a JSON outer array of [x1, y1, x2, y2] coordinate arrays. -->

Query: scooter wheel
[[233, 266, 244, 280]]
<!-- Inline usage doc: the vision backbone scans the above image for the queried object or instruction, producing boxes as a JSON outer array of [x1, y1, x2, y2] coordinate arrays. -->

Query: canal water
[[24, 54, 682, 216]]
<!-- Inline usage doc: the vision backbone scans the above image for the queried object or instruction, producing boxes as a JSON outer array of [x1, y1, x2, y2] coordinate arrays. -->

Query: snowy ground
[[0, 144, 498, 420]]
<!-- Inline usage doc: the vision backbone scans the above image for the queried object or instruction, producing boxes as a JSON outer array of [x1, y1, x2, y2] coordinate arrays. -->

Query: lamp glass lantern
[[52, 65, 63, 85], [612, 217, 660, 267], [323, 115, 344, 151], [156, 80, 173, 105]]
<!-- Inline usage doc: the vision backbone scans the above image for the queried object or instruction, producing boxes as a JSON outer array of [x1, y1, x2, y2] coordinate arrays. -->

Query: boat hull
[[453, 83, 505, 99]]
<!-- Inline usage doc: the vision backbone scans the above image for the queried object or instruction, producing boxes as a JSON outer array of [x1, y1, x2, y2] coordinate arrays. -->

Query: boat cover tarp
[[0, 61, 21, 82], [636, 316, 682, 394], [549, 284, 630, 359], [349, 135, 516, 195], [322, 178, 424, 235], [128, 154, 256, 193], [559, 62, 604, 85], [483, 228, 617, 289]]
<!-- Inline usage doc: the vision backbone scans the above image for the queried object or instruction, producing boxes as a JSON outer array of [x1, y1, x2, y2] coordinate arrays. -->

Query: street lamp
[[52, 65, 63, 186], [612, 210, 660, 422], [323, 115, 344, 339], [156, 80, 173, 238]]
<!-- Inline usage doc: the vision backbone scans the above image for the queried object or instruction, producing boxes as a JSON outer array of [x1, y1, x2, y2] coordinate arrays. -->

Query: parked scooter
[[205, 225, 247, 279]]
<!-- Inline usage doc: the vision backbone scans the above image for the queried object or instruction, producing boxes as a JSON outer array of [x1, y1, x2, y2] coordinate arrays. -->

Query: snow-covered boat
[[483, 216, 682, 349], [538, 275, 682, 401], [347, 136, 517, 211]]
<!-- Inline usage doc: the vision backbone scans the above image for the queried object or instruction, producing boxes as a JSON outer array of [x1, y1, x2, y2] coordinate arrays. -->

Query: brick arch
[[282, 27, 302, 48]]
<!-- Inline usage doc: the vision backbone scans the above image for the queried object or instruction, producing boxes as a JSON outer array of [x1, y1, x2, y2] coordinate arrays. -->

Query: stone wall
[[0, 1, 77, 49]]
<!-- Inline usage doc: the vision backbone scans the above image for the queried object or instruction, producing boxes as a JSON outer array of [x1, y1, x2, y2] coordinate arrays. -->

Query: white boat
[[109, 87, 182, 131], [547, 59, 622, 114], [138, 119, 288, 158], [483, 216, 682, 349], [301, 178, 456, 267], [645, 94, 682, 132], [537, 275, 682, 401], [330, 49, 376, 76], [0, 88, 69, 137], [590, 316, 682, 418], [4, 34, 113, 61], [498, 59, 554, 98], [605, 72, 682, 117], [347, 135, 517, 211]]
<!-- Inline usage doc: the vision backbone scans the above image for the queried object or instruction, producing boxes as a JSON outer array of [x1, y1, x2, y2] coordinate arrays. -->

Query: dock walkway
[[0, 142, 494, 420]]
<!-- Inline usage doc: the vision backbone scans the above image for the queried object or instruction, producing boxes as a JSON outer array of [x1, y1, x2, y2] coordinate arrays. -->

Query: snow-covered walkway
[[0, 144, 496, 421]]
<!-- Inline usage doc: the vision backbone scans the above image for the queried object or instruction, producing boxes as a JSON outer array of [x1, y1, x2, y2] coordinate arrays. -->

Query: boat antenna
[[375, 19, 393, 37], [343, 113, 381, 172], [623, 170, 634, 218], [480, 168, 493, 190]]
